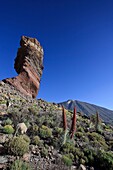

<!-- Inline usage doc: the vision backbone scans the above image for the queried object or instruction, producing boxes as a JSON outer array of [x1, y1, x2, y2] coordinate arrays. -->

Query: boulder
[[3, 36, 44, 98], [0, 156, 8, 163], [78, 164, 86, 170]]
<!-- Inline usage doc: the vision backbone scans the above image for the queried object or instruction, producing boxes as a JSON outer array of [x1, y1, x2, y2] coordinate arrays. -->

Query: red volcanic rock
[[3, 36, 44, 98]]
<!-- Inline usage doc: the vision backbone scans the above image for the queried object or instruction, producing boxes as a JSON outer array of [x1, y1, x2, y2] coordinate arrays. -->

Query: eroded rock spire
[[3, 36, 44, 98]]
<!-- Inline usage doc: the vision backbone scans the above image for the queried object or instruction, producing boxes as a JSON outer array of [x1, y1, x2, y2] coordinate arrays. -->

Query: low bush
[[10, 159, 31, 170], [6, 136, 29, 156], [40, 147, 48, 157], [62, 155, 72, 166], [28, 124, 39, 136], [62, 142, 75, 153], [3, 125, 14, 134], [96, 151, 113, 170], [32, 136, 41, 145], [20, 135, 31, 144], [39, 125, 52, 138], [3, 118, 12, 125]]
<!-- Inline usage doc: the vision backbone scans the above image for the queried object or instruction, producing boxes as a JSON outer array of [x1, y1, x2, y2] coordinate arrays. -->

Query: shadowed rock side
[[3, 36, 44, 98]]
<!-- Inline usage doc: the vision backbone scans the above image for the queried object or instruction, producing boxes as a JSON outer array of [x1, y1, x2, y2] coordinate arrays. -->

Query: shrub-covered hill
[[0, 82, 113, 170]]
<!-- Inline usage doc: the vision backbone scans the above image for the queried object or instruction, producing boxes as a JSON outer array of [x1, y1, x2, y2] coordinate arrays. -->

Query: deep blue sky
[[0, 0, 113, 109]]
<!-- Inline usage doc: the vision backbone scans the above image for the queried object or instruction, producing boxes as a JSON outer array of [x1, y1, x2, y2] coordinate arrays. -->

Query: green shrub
[[97, 151, 113, 170], [62, 155, 72, 166], [76, 132, 83, 138], [39, 125, 52, 138], [28, 124, 39, 136], [55, 127, 63, 135], [65, 153, 74, 161], [88, 132, 103, 141], [32, 136, 40, 145], [62, 142, 75, 153], [87, 132, 108, 150], [10, 159, 31, 170], [74, 148, 84, 158], [3, 125, 14, 134], [6, 136, 29, 156], [0, 100, 6, 104], [90, 140, 108, 150], [3, 118, 12, 125], [83, 148, 95, 165], [80, 158, 85, 164], [41, 147, 48, 157], [77, 127, 84, 133], [28, 106, 39, 116], [20, 135, 30, 144]]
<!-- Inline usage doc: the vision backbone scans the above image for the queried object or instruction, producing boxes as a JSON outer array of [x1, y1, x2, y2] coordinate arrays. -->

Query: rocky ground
[[0, 81, 113, 170]]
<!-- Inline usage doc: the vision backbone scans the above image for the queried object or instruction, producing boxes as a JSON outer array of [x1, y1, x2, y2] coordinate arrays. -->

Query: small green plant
[[3, 118, 12, 125], [28, 106, 39, 116], [39, 125, 52, 138], [20, 135, 30, 144], [41, 147, 48, 157], [10, 159, 31, 170], [0, 100, 6, 104], [6, 136, 29, 156], [77, 126, 84, 133], [28, 124, 39, 136], [76, 132, 83, 138], [55, 127, 63, 135], [62, 155, 72, 166], [3, 125, 14, 134], [62, 130, 68, 145], [32, 136, 41, 145], [83, 148, 95, 165], [96, 150, 113, 170], [62, 141, 75, 153], [75, 148, 82, 157]]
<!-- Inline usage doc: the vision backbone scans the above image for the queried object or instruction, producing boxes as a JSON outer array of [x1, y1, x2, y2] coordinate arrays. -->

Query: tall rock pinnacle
[[3, 36, 44, 98]]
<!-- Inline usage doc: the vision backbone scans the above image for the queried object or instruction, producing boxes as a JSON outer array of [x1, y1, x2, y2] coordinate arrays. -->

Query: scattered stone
[[0, 134, 7, 144], [7, 155, 15, 163], [15, 122, 27, 135], [0, 164, 6, 169], [0, 134, 13, 144], [78, 164, 86, 170], [0, 156, 8, 164], [0, 112, 7, 116], [71, 166, 77, 170], [22, 153, 31, 162]]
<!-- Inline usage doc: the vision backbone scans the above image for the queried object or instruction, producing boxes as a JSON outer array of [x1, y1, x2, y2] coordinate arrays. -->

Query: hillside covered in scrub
[[0, 82, 113, 170]]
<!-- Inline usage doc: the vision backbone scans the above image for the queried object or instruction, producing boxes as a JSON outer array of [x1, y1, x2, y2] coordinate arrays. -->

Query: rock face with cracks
[[3, 36, 44, 98]]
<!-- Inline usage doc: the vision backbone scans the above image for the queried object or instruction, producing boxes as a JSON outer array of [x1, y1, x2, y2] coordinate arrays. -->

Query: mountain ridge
[[59, 99, 113, 125]]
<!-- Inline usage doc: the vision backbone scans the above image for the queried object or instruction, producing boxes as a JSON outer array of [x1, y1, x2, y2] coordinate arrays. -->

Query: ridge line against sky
[[0, 0, 113, 109]]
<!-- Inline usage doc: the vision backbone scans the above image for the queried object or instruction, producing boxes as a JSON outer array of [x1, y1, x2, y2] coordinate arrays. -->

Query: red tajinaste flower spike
[[95, 111, 100, 131], [96, 111, 99, 123], [62, 106, 67, 131], [70, 107, 76, 139]]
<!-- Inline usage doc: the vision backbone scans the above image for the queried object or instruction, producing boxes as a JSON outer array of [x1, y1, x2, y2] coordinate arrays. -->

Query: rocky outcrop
[[3, 36, 44, 98]]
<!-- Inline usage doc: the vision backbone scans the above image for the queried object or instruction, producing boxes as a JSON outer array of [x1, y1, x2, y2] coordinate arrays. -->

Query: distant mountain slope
[[59, 100, 113, 125]]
